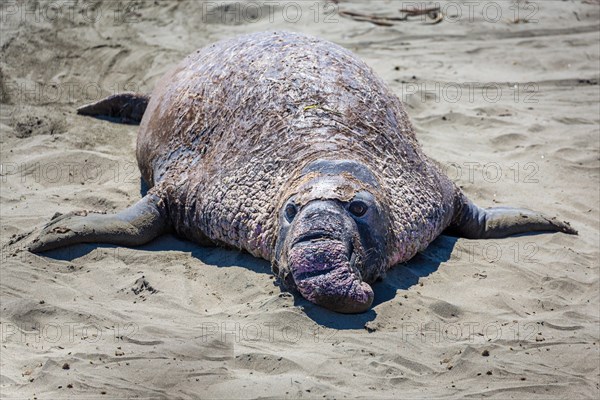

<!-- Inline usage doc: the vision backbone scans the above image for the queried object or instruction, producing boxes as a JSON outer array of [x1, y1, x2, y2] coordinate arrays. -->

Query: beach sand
[[1, 1, 599, 398]]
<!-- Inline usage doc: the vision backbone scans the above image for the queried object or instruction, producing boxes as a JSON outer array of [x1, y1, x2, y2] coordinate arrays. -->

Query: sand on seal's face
[[1, 1, 598, 399]]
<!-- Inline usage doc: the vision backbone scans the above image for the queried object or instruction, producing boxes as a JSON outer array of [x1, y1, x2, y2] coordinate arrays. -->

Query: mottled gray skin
[[28, 31, 576, 313]]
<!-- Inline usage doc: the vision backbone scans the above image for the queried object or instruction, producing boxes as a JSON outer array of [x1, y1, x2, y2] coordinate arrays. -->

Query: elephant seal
[[28, 31, 576, 313]]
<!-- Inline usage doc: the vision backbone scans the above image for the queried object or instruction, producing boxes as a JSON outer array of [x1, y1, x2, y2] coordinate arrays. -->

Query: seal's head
[[274, 160, 389, 313]]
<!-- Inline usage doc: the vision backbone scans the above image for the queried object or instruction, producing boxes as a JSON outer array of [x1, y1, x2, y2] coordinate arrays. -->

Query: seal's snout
[[286, 200, 374, 313], [289, 239, 374, 313]]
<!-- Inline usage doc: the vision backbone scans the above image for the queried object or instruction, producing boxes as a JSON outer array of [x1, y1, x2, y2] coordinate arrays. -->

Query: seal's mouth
[[288, 237, 374, 313], [291, 231, 339, 247]]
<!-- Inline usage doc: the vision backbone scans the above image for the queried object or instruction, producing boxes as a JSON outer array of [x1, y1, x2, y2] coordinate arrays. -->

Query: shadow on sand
[[40, 234, 458, 330], [42, 234, 272, 276]]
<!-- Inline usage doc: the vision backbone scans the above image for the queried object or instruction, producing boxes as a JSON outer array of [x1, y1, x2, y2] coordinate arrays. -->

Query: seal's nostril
[[285, 203, 297, 222]]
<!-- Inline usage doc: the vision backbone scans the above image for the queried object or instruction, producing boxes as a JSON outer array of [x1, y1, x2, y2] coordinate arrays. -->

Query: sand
[[1, 1, 599, 399]]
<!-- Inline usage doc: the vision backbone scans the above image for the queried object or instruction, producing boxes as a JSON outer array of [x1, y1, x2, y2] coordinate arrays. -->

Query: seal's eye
[[348, 200, 368, 217], [284, 203, 297, 222]]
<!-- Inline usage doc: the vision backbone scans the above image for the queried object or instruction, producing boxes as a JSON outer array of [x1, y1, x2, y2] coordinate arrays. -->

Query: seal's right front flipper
[[77, 92, 150, 124], [445, 193, 577, 239], [27, 194, 170, 253]]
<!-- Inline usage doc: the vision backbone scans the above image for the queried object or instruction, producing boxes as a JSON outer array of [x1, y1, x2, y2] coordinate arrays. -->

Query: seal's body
[[30, 32, 576, 313], [138, 31, 451, 265]]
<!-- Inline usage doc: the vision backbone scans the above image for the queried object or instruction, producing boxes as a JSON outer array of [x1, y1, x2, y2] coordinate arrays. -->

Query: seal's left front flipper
[[27, 194, 170, 253], [77, 92, 150, 124], [445, 193, 577, 239]]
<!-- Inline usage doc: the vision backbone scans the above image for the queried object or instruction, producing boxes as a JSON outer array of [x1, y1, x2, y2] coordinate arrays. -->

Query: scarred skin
[[26, 31, 576, 313]]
